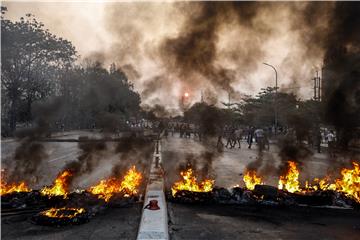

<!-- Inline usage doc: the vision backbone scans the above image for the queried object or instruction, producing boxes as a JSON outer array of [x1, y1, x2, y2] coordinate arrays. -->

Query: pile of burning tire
[[168, 161, 360, 209], [31, 207, 90, 226], [1, 166, 143, 226]]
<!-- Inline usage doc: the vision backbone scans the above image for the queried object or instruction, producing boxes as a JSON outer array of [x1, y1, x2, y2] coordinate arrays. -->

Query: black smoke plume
[[322, 2, 360, 150], [61, 137, 107, 186], [9, 97, 64, 181]]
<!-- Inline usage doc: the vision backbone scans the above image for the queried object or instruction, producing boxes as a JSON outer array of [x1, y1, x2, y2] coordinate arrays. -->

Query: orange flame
[[243, 170, 263, 190], [171, 168, 214, 197], [335, 162, 359, 203], [0, 170, 31, 195], [40, 207, 85, 219], [278, 161, 301, 193], [89, 166, 142, 202], [40, 170, 72, 198], [304, 176, 336, 192]]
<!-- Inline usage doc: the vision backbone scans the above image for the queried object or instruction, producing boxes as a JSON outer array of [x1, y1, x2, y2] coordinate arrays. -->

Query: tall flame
[[40, 170, 72, 198], [243, 170, 263, 190], [335, 162, 359, 203], [171, 168, 214, 197], [278, 161, 301, 193], [89, 166, 142, 202], [0, 170, 31, 195]]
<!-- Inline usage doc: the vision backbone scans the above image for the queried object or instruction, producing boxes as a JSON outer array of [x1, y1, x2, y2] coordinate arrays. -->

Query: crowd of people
[[157, 121, 338, 155]]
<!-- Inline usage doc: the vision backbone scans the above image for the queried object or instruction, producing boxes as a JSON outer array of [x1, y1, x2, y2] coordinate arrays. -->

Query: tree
[[1, 12, 77, 134], [238, 87, 298, 127]]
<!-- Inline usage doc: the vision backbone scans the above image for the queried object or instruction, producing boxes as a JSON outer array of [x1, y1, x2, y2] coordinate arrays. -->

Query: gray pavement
[[162, 134, 333, 189], [1, 131, 148, 240], [162, 134, 360, 240], [1, 204, 142, 240], [167, 203, 360, 240]]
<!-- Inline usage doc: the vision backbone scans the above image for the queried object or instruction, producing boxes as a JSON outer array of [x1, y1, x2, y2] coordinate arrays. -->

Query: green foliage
[[184, 102, 239, 135], [1, 13, 77, 133], [1, 13, 141, 134], [60, 61, 141, 129]]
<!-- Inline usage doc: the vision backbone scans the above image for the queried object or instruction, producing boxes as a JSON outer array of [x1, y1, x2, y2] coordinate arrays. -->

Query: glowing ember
[[89, 166, 142, 202], [243, 170, 263, 190], [171, 168, 214, 197], [40, 170, 72, 198], [40, 207, 85, 219], [335, 162, 360, 203], [278, 161, 301, 193]]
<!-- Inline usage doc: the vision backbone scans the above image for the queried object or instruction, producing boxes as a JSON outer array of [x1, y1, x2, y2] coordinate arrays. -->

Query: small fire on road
[[171, 167, 214, 197], [40, 170, 72, 198], [89, 165, 142, 202], [40, 207, 85, 219], [243, 170, 263, 190], [1, 171, 31, 195], [305, 161, 359, 202], [278, 161, 301, 193]]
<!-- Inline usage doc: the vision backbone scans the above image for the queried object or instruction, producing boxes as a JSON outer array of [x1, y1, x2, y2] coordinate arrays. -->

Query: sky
[[2, 1, 331, 112]]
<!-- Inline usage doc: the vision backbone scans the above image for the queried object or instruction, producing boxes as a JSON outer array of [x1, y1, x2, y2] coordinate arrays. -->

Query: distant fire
[[89, 166, 142, 202], [0, 170, 31, 195], [243, 170, 263, 190], [40, 170, 72, 198], [172, 168, 214, 196], [278, 161, 301, 193], [40, 207, 85, 219]]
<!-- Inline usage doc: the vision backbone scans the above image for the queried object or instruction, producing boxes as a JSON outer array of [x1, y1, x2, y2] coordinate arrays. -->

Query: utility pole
[[313, 70, 321, 101], [228, 91, 231, 109], [263, 62, 278, 135]]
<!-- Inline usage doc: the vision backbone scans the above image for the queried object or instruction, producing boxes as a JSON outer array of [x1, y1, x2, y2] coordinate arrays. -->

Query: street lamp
[[263, 62, 278, 135]]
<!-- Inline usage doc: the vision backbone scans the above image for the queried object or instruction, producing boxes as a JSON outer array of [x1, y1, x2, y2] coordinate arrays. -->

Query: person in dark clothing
[[316, 128, 322, 153], [248, 126, 255, 149]]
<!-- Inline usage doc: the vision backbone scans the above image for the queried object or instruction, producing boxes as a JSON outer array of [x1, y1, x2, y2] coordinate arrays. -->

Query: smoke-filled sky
[[3, 1, 342, 111]]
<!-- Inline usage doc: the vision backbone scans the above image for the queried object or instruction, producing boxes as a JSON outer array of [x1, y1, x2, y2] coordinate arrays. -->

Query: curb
[[137, 140, 169, 240]]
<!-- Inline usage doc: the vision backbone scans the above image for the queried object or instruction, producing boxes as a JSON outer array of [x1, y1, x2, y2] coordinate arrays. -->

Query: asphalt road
[[2, 132, 359, 240], [167, 203, 360, 240], [1, 131, 151, 240], [161, 134, 333, 188], [1, 203, 142, 240], [162, 134, 360, 240]]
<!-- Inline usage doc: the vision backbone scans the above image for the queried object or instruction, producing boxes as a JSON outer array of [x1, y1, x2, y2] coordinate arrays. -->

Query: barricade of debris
[[167, 185, 360, 209]]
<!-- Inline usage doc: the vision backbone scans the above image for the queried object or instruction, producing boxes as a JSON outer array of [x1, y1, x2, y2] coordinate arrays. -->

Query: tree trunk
[[9, 98, 17, 134]]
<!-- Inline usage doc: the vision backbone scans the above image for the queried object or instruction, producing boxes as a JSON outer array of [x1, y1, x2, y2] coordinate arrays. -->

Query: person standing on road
[[316, 128, 322, 153], [248, 126, 255, 149], [326, 130, 336, 157], [264, 128, 270, 150], [254, 128, 265, 151]]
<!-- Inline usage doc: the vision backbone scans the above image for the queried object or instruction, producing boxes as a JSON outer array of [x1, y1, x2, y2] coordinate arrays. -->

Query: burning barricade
[[89, 165, 142, 206], [170, 167, 215, 203], [1, 165, 144, 226], [168, 161, 360, 208]]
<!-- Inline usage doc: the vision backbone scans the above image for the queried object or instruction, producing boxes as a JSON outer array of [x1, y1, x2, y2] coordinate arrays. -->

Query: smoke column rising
[[4, 1, 356, 113]]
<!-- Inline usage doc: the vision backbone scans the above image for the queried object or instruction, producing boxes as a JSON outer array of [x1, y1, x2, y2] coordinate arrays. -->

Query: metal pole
[[263, 63, 278, 135]]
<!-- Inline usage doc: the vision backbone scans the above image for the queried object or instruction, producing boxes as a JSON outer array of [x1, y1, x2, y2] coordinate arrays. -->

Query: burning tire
[[32, 207, 90, 226]]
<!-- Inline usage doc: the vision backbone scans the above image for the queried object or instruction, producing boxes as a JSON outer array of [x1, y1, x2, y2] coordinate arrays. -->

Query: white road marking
[[47, 150, 81, 162]]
